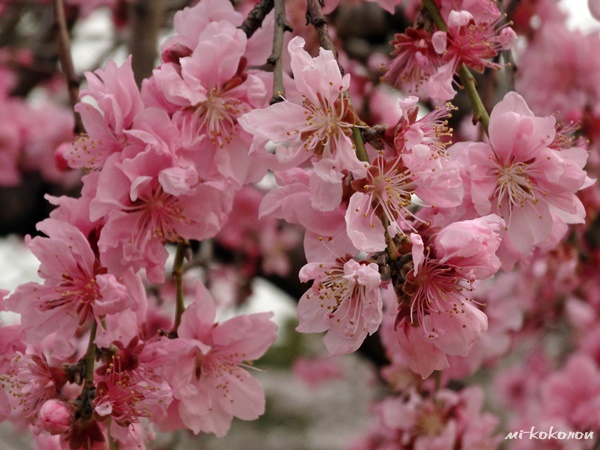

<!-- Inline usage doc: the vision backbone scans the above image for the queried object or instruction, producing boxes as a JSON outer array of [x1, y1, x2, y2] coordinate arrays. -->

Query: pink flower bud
[[53, 143, 71, 172], [39, 399, 71, 435]]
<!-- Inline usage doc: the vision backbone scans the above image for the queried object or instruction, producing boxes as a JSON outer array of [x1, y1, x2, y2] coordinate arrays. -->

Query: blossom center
[[299, 92, 354, 157], [416, 407, 446, 436], [195, 88, 246, 148], [494, 162, 540, 214], [404, 259, 470, 337], [129, 186, 191, 242]]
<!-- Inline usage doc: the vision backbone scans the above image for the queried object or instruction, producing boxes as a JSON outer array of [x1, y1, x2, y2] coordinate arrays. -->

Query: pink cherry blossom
[[344, 98, 463, 252], [160, 0, 243, 63], [146, 20, 268, 185], [382, 28, 445, 98], [4, 219, 134, 349], [352, 386, 500, 450], [216, 186, 301, 277], [449, 91, 594, 267], [67, 57, 144, 171], [0, 352, 66, 425], [296, 256, 382, 356], [394, 215, 503, 378], [91, 149, 232, 283], [442, 9, 516, 73], [258, 167, 350, 243], [151, 282, 277, 436], [239, 36, 366, 185], [93, 355, 171, 429]]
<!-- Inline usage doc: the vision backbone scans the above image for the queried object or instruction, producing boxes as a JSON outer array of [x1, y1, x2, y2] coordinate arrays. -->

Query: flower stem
[[171, 240, 188, 335], [84, 321, 98, 384], [352, 126, 369, 163], [108, 418, 119, 450], [422, 0, 447, 31], [457, 64, 490, 133], [421, 0, 490, 133]]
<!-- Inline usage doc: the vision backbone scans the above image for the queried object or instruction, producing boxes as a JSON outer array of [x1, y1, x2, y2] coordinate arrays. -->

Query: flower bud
[[39, 399, 71, 435]]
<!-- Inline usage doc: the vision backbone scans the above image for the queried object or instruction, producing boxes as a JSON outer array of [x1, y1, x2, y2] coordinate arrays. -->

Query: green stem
[[422, 0, 447, 31], [352, 126, 369, 163], [84, 321, 98, 384], [108, 418, 119, 450], [171, 240, 187, 335], [422, 0, 490, 134], [458, 64, 490, 133]]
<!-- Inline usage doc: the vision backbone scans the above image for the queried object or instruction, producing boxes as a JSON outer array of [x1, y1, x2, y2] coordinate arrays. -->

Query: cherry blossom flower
[[0, 352, 66, 425], [91, 149, 232, 283], [67, 57, 144, 171], [297, 256, 383, 356], [4, 219, 135, 349], [93, 355, 171, 429], [449, 91, 594, 267], [344, 98, 463, 251], [160, 0, 243, 63], [150, 283, 277, 436], [145, 20, 268, 185], [350, 386, 500, 450], [258, 167, 353, 249], [239, 36, 367, 206], [442, 9, 517, 73], [395, 215, 503, 378], [382, 28, 445, 97], [383, 2, 517, 103]]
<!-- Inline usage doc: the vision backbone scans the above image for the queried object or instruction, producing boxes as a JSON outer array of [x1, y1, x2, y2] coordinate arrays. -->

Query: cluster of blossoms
[[0, 0, 599, 448]]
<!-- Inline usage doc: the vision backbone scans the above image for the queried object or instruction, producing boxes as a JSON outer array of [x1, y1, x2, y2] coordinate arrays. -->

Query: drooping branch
[[240, 0, 274, 39], [52, 0, 84, 134]]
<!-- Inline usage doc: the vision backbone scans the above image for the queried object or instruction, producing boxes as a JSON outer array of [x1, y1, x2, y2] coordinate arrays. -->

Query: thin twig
[[84, 321, 98, 385], [171, 240, 189, 336], [52, 0, 84, 134], [457, 64, 490, 133], [305, 0, 339, 63], [268, 0, 291, 104], [239, 0, 274, 39]]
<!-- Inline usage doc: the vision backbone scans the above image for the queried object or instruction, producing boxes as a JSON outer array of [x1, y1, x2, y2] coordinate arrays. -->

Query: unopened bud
[[39, 399, 71, 435]]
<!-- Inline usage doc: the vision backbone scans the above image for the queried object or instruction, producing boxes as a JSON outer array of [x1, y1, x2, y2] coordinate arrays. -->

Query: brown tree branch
[[129, 0, 164, 86], [52, 0, 84, 134], [239, 0, 274, 39], [268, 0, 291, 104], [305, 0, 338, 63]]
